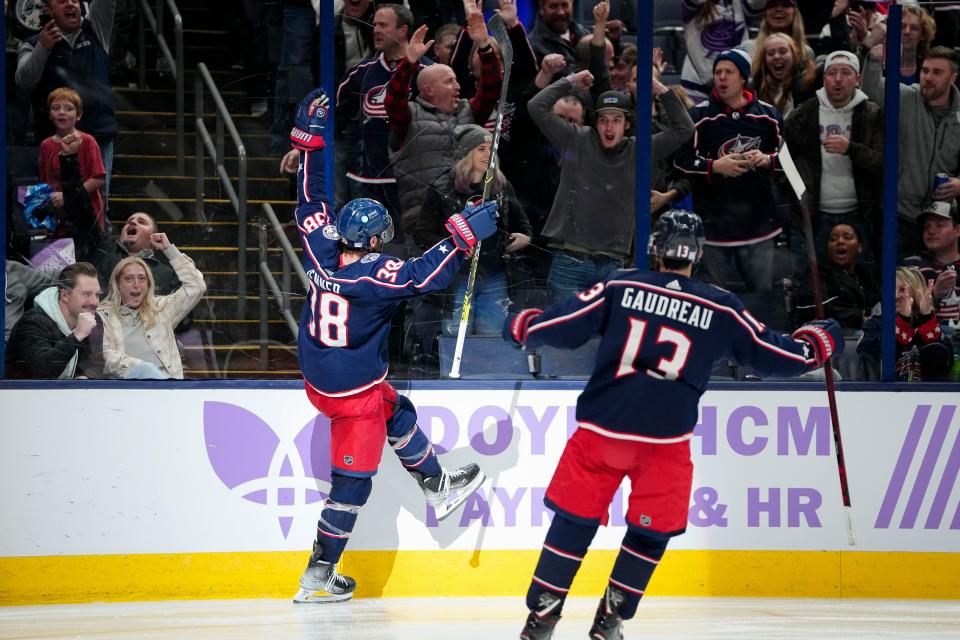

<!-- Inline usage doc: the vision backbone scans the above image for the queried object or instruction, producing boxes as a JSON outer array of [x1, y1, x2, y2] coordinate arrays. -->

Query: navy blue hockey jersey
[[524, 270, 818, 441], [336, 53, 430, 185], [294, 147, 467, 396], [674, 90, 784, 245]]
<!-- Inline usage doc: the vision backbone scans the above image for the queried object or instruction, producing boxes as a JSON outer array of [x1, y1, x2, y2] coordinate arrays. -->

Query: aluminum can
[[934, 173, 950, 193]]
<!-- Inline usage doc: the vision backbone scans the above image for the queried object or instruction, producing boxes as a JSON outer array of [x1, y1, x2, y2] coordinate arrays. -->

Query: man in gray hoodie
[[785, 50, 884, 261], [861, 44, 960, 257], [530, 69, 694, 301]]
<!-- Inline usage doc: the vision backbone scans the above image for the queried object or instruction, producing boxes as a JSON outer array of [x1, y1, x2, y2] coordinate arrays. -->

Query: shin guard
[[315, 474, 372, 565], [526, 514, 599, 612], [606, 529, 669, 619], [387, 394, 441, 478]]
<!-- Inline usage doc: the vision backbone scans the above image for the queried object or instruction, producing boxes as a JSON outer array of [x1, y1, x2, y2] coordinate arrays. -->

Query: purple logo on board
[[203, 402, 331, 539], [875, 405, 960, 530]]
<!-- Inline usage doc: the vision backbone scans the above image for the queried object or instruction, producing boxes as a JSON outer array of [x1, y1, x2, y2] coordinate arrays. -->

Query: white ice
[[1, 597, 958, 639]]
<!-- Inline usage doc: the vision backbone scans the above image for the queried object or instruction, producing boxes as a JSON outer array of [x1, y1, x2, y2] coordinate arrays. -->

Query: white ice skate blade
[[433, 471, 486, 521], [292, 588, 353, 604]]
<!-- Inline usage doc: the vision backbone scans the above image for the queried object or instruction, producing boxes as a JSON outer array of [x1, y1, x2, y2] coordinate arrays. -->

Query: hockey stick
[[449, 13, 514, 378], [779, 142, 856, 546]]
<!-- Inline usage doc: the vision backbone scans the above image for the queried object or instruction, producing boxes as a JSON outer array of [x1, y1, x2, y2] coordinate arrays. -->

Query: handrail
[[194, 62, 248, 319], [258, 203, 309, 360], [262, 203, 310, 290], [137, 0, 184, 175]]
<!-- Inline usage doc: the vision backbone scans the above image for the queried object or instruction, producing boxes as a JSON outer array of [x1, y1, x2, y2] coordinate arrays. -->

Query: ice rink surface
[[2, 597, 959, 639]]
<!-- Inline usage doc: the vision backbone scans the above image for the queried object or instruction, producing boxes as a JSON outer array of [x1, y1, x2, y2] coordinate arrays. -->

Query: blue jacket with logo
[[674, 90, 784, 245], [523, 270, 818, 441]]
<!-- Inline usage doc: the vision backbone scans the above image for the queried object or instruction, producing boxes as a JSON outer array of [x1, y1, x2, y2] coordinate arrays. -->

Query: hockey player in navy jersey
[[504, 210, 844, 639], [288, 87, 498, 604]]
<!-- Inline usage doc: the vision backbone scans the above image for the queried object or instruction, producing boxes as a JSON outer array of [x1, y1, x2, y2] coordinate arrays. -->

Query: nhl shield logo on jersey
[[308, 95, 328, 118], [343, 455, 354, 466], [360, 253, 381, 263], [639, 514, 653, 527]]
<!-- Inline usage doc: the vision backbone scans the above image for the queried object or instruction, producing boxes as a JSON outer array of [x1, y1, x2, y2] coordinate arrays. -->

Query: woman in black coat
[[788, 223, 879, 331], [415, 124, 533, 336]]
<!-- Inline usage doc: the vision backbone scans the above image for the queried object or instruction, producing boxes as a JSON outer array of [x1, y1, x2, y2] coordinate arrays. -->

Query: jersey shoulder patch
[[322, 225, 339, 240], [360, 253, 381, 263]]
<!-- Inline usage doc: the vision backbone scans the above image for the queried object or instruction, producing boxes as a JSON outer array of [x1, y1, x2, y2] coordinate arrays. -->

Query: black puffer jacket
[[415, 171, 533, 269], [789, 260, 880, 331]]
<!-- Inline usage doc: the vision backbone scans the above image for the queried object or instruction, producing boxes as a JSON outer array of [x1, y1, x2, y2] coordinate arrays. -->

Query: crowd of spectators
[[4, 129, 206, 379], [5, 0, 960, 382]]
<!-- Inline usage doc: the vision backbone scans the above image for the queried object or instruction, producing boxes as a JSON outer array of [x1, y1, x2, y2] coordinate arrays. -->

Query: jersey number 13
[[616, 318, 692, 380]]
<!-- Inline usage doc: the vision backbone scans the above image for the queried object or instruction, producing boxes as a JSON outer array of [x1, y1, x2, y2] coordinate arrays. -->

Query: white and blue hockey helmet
[[648, 209, 705, 264], [336, 198, 395, 249]]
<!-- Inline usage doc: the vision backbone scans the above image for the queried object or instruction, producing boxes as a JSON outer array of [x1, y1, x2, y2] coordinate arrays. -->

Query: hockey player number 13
[[312, 292, 350, 347], [616, 318, 691, 380]]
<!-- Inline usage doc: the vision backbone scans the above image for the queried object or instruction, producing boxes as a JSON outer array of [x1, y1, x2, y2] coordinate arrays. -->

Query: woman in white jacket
[[98, 233, 206, 379]]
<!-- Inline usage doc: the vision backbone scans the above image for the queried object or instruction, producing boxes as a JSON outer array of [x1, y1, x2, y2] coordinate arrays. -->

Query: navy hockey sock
[[387, 394, 441, 478], [316, 474, 372, 564], [526, 514, 599, 612], [606, 529, 669, 619]]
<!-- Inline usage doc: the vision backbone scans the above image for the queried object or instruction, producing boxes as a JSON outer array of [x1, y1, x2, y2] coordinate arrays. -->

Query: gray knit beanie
[[453, 124, 492, 163]]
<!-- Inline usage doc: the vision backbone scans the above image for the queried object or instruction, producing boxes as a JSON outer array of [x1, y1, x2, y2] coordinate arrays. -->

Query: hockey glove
[[290, 87, 330, 151], [445, 200, 499, 251], [503, 309, 543, 347], [792, 318, 844, 366]]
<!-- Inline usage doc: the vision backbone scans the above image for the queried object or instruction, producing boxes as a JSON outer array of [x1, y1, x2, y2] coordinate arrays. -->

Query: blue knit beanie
[[713, 49, 752, 81]]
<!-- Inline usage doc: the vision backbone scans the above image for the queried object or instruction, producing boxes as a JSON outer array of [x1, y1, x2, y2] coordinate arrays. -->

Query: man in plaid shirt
[[385, 9, 502, 256]]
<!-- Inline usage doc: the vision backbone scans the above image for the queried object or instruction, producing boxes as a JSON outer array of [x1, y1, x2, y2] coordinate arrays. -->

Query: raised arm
[[386, 25, 433, 150], [154, 236, 207, 327], [290, 89, 340, 273], [466, 9, 503, 124], [529, 72, 591, 149], [651, 83, 695, 162], [348, 201, 500, 301]]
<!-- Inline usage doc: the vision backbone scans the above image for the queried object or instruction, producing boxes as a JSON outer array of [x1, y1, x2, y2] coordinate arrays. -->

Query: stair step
[[136, 67, 238, 89], [115, 110, 269, 135], [111, 173, 292, 200], [107, 195, 294, 222], [194, 318, 287, 324], [114, 130, 274, 157], [181, 245, 300, 253], [113, 87, 249, 113], [111, 153, 288, 177], [108, 219, 295, 228], [141, 41, 237, 68], [184, 344, 297, 351]]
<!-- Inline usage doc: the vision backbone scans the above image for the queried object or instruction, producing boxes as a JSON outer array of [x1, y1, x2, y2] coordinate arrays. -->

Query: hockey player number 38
[[615, 318, 692, 381]]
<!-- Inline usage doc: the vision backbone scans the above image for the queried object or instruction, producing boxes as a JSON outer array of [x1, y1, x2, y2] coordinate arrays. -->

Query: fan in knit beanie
[[713, 49, 752, 81], [453, 124, 492, 163]]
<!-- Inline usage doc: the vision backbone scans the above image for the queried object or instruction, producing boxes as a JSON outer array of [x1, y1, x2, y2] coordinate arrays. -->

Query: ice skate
[[519, 592, 562, 639], [415, 463, 486, 521], [292, 542, 356, 604], [588, 585, 626, 639]]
